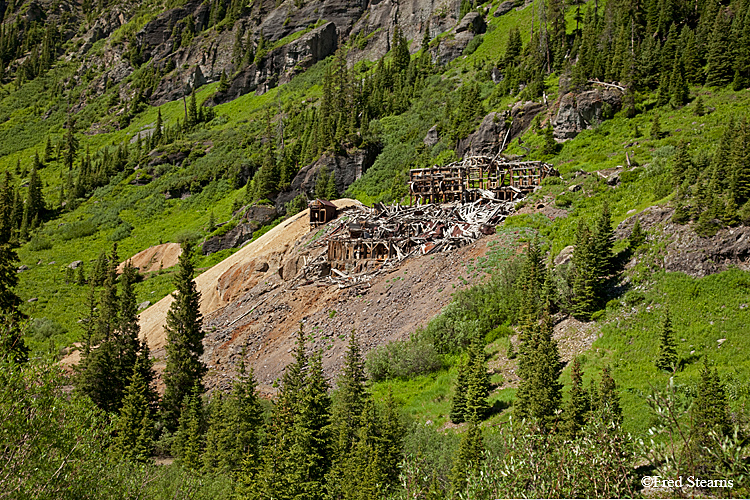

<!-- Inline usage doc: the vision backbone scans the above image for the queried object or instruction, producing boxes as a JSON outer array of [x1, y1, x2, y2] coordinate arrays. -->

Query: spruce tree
[[690, 358, 731, 473], [655, 308, 678, 371], [597, 365, 622, 424], [650, 113, 663, 139], [592, 201, 614, 281], [450, 358, 468, 424], [564, 357, 589, 439], [315, 166, 331, 199], [463, 337, 491, 422], [705, 9, 734, 87], [0, 243, 27, 363], [112, 361, 156, 463], [571, 221, 596, 320], [173, 383, 206, 470], [162, 241, 206, 431], [514, 310, 562, 432], [449, 418, 484, 494], [629, 218, 646, 249]]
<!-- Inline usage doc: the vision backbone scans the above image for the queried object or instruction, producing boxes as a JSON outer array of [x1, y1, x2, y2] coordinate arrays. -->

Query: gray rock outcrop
[[202, 223, 256, 255], [552, 88, 623, 141], [457, 102, 544, 157], [275, 145, 381, 214]]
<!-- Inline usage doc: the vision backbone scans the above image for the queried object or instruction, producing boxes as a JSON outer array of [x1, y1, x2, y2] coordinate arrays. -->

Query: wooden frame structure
[[409, 157, 557, 204], [309, 199, 338, 227]]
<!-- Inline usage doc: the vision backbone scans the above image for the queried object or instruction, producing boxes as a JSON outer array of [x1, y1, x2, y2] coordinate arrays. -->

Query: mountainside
[[2, 0, 750, 496]]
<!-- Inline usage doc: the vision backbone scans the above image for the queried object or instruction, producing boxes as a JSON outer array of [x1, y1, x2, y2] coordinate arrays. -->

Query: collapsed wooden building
[[409, 157, 557, 204]]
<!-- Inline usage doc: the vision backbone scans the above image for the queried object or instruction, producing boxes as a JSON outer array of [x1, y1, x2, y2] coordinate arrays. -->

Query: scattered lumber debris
[[291, 156, 559, 289]]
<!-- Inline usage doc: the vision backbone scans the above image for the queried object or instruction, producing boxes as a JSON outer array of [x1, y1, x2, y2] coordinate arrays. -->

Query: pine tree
[[324, 169, 338, 200], [705, 8, 734, 87], [153, 109, 163, 145], [655, 308, 677, 371], [24, 160, 45, 230], [629, 218, 646, 249], [514, 309, 562, 432], [463, 337, 491, 422], [315, 166, 330, 199], [564, 357, 589, 439], [0, 243, 27, 363], [173, 383, 206, 470], [650, 113, 663, 139], [112, 361, 156, 463], [218, 69, 230, 93], [597, 365, 622, 424], [571, 221, 596, 320], [449, 418, 484, 494], [591, 201, 614, 281], [690, 358, 732, 473], [162, 241, 206, 431], [450, 358, 468, 424]]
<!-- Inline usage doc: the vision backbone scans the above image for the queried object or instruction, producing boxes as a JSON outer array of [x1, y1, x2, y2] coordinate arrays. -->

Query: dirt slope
[[137, 199, 361, 353], [117, 242, 182, 274]]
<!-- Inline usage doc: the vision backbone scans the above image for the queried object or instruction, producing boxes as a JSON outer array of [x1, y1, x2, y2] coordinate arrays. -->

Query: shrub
[[28, 234, 52, 251], [366, 331, 444, 381], [555, 193, 573, 207], [109, 221, 134, 241], [174, 230, 202, 245], [58, 219, 98, 241]]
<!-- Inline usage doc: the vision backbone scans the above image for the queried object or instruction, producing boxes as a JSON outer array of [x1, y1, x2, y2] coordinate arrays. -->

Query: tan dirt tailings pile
[[137, 199, 361, 353], [116, 242, 182, 274]]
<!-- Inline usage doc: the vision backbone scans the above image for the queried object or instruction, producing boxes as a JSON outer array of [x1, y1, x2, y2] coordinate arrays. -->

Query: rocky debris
[[568, 184, 581, 192], [494, 1, 516, 16], [138, 301, 151, 311], [27, 297, 38, 303], [423, 125, 440, 147], [68, 260, 83, 269], [202, 223, 256, 256], [274, 145, 381, 214], [616, 205, 750, 277], [17, 265, 28, 272], [255, 261, 269, 273], [79, 7, 127, 54], [555, 245, 575, 267], [553, 87, 623, 141]]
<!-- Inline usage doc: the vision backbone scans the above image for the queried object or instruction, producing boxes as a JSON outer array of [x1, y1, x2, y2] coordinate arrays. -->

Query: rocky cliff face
[[456, 101, 545, 157], [552, 87, 623, 141], [275, 145, 381, 213]]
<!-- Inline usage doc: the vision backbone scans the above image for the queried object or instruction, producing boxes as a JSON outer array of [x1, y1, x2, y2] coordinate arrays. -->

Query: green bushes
[[366, 330, 443, 381], [58, 219, 98, 241], [28, 234, 52, 251], [109, 221, 134, 241]]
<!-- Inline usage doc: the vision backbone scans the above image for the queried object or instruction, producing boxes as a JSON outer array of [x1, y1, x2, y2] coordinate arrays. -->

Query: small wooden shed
[[309, 199, 338, 227]]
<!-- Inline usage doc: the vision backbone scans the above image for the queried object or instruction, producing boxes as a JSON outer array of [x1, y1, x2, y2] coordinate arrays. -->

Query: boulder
[[201, 223, 255, 256], [555, 245, 575, 267], [553, 88, 623, 141], [137, 301, 151, 310], [457, 102, 544, 157], [494, 1, 516, 16], [423, 125, 440, 147], [242, 205, 277, 226], [455, 12, 487, 34], [255, 261, 269, 273], [68, 260, 83, 269]]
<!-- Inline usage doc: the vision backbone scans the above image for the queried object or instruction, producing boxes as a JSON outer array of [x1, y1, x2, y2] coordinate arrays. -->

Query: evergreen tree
[[0, 243, 27, 363], [315, 166, 331, 199], [450, 358, 468, 424], [597, 365, 622, 424], [655, 308, 677, 371], [153, 109, 163, 145], [571, 221, 596, 320], [564, 357, 589, 439], [591, 201, 614, 281], [463, 337, 491, 422], [112, 361, 156, 463], [690, 358, 732, 473], [514, 310, 562, 432], [162, 241, 206, 431], [650, 113, 663, 139], [705, 8, 734, 87], [324, 169, 338, 200], [24, 161, 45, 230], [218, 69, 230, 93], [173, 383, 206, 470], [449, 418, 484, 494], [629, 218, 646, 249]]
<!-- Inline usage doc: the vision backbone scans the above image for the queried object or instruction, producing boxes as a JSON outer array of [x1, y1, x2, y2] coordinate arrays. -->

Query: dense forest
[[1, 0, 750, 497]]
